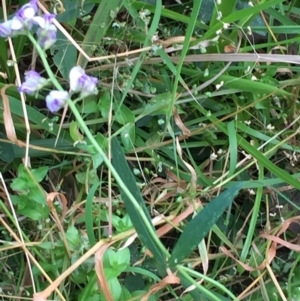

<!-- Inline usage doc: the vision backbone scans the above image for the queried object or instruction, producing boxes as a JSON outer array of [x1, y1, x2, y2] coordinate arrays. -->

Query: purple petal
[[18, 70, 47, 94], [46, 90, 69, 113], [0, 20, 13, 38], [69, 66, 85, 92], [16, 0, 38, 21], [37, 28, 57, 49], [69, 66, 99, 97], [33, 13, 56, 29]]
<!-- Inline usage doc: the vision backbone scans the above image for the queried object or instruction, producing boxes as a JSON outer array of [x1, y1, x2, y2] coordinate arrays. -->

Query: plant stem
[[27, 32, 167, 255]]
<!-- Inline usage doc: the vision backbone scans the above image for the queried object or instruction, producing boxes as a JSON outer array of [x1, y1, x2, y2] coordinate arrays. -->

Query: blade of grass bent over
[[111, 137, 169, 275]]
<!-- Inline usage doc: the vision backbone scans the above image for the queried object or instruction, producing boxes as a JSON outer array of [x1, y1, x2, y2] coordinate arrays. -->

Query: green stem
[[27, 33, 62, 91], [27, 33, 167, 255]]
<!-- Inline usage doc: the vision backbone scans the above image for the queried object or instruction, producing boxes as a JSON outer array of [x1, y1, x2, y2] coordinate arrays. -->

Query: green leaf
[[121, 123, 135, 151], [0, 134, 14, 163], [0, 96, 63, 136], [51, 31, 77, 79], [65, 225, 81, 250], [115, 104, 135, 125], [31, 166, 49, 183], [98, 90, 111, 119], [70, 121, 84, 142], [76, 169, 99, 185], [111, 137, 168, 275], [18, 202, 50, 221], [56, 0, 95, 22], [81, 100, 98, 114], [109, 248, 130, 269], [169, 183, 243, 266], [104, 248, 130, 279], [85, 182, 99, 246], [28, 189, 46, 205], [108, 278, 122, 301]]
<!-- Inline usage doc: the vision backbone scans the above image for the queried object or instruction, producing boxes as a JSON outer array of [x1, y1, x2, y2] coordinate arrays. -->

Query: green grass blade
[[111, 137, 169, 275], [239, 164, 264, 268], [118, 0, 162, 105], [200, 0, 287, 40], [209, 0, 238, 27], [169, 183, 243, 267], [167, 0, 203, 126], [227, 120, 237, 178], [77, 0, 123, 68], [85, 182, 100, 246]]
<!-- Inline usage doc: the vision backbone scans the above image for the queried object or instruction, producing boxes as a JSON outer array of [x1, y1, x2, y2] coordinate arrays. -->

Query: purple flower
[[11, 0, 38, 31], [69, 66, 98, 97], [36, 28, 56, 49], [0, 0, 38, 37], [33, 13, 56, 29], [0, 20, 13, 38], [18, 70, 48, 95], [46, 90, 69, 113], [33, 14, 57, 49]]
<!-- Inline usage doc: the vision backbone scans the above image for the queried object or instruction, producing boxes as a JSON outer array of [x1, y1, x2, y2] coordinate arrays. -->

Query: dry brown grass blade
[[1, 84, 19, 144], [141, 269, 180, 301], [173, 106, 191, 137], [156, 199, 201, 238], [266, 264, 288, 301], [260, 216, 300, 254], [33, 228, 136, 300], [0, 215, 66, 300], [47, 192, 67, 221], [95, 242, 116, 301], [47, 192, 70, 257], [220, 246, 267, 272], [2, 0, 31, 166], [175, 137, 197, 193], [237, 270, 267, 300]]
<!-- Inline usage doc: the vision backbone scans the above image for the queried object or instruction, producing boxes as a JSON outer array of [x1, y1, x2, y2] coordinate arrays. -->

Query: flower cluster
[[19, 66, 99, 113], [0, 0, 56, 49], [0, 0, 99, 113]]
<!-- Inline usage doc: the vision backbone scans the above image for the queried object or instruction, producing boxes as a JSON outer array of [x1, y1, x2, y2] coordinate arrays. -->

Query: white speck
[[248, 189, 255, 195], [216, 81, 224, 90], [223, 22, 230, 29], [210, 152, 218, 161], [244, 66, 251, 74]]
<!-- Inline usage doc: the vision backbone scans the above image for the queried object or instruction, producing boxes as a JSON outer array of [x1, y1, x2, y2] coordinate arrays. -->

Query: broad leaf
[[169, 183, 243, 266]]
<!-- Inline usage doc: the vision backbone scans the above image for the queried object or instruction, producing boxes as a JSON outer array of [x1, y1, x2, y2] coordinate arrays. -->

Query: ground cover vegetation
[[1, 0, 300, 300]]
